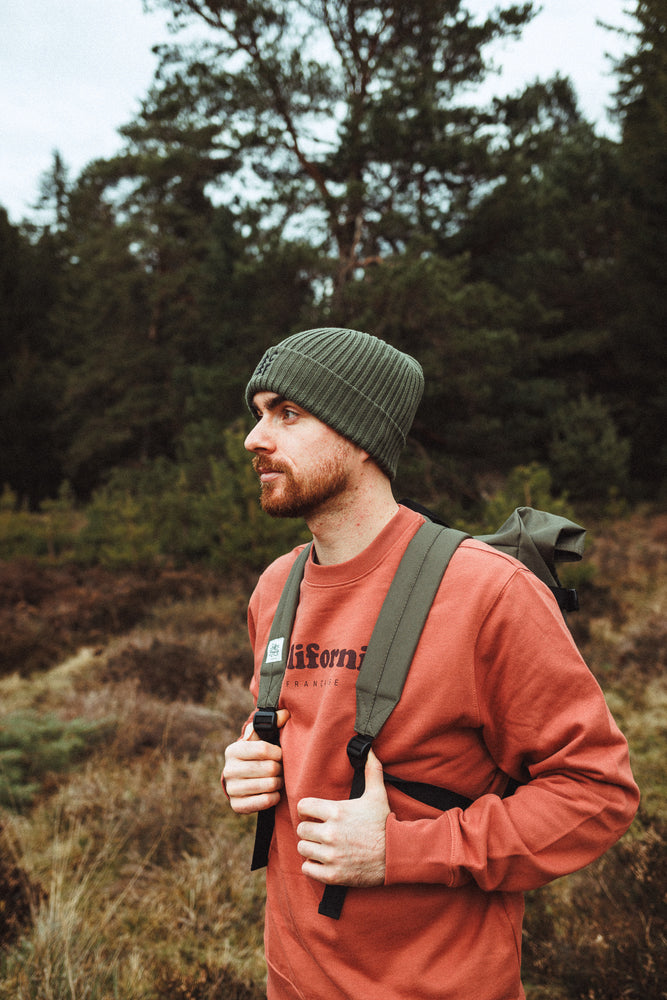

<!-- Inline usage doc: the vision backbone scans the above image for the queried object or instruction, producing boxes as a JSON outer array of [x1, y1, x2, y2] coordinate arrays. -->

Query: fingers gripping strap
[[257, 543, 312, 709], [318, 735, 373, 919], [354, 523, 468, 738]]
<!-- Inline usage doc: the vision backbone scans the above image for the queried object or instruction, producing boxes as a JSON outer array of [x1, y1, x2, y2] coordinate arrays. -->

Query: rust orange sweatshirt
[[244, 505, 639, 1000]]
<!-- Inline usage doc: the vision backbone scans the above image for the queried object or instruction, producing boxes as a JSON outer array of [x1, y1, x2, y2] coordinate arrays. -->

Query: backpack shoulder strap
[[250, 542, 311, 873], [256, 542, 312, 710], [354, 521, 468, 738], [318, 521, 468, 920]]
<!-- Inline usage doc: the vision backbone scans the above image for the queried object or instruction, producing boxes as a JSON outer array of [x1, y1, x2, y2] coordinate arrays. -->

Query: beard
[[252, 451, 353, 519]]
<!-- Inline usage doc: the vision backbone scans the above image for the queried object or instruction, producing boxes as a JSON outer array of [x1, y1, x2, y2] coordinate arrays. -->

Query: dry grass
[[0, 574, 265, 999], [0, 507, 665, 999], [0, 676, 265, 999]]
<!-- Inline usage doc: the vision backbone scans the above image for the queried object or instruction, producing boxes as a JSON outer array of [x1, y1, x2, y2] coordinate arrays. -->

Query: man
[[223, 327, 639, 1000]]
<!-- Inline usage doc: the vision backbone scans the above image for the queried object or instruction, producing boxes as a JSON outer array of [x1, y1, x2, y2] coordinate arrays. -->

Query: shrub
[[523, 820, 666, 999], [0, 484, 83, 563], [548, 394, 631, 501], [102, 639, 221, 703], [0, 712, 113, 811], [75, 426, 307, 571], [474, 463, 577, 532]]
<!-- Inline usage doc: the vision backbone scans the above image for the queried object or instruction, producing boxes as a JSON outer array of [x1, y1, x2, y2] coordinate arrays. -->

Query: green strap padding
[[354, 523, 469, 738], [257, 543, 312, 709]]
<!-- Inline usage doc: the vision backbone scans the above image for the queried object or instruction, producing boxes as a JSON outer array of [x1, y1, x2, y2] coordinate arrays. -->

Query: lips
[[253, 458, 287, 482]]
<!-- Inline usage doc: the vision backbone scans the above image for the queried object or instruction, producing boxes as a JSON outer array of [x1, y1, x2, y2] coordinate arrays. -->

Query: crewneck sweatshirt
[[245, 505, 638, 1000]]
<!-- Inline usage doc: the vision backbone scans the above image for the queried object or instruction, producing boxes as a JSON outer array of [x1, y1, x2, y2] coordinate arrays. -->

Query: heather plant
[[523, 820, 666, 999]]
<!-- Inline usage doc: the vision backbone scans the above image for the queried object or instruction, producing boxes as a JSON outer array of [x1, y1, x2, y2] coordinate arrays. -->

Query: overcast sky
[[1, 0, 635, 225]]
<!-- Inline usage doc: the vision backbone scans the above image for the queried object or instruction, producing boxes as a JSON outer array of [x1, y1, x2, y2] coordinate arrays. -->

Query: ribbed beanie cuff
[[245, 328, 424, 479]]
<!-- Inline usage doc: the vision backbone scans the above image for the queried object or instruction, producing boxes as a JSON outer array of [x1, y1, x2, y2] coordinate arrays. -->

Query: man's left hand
[[296, 748, 390, 887]]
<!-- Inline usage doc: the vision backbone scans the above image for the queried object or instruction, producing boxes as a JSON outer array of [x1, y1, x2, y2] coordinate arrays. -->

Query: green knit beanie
[[245, 328, 424, 479]]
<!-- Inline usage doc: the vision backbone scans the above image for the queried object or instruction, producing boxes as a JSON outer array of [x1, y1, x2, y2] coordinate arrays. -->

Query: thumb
[[363, 747, 386, 794], [276, 708, 291, 729]]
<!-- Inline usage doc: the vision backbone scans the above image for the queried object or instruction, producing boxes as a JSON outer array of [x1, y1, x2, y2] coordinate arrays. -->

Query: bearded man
[[222, 327, 638, 1000]]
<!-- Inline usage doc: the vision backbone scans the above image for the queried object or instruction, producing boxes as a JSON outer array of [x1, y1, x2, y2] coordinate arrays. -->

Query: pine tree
[[143, 0, 536, 293], [609, 0, 667, 490]]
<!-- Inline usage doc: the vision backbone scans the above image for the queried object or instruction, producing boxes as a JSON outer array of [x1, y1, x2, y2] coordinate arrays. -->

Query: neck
[[306, 470, 399, 566]]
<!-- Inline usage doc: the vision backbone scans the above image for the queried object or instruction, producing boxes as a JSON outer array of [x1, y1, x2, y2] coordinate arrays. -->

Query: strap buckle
[[253, 708, 280, 745], [347, 733, 373, 771]]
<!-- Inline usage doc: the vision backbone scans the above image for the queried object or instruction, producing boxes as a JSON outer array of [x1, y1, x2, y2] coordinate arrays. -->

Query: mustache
[[252, 457, 288, 475]]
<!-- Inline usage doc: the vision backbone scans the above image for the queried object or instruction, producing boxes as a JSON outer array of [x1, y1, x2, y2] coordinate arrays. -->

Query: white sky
[[1, 0, 635, 225]]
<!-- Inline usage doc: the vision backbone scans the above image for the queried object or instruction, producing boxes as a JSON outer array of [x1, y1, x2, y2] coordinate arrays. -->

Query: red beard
[[252, 454, 352, 519]]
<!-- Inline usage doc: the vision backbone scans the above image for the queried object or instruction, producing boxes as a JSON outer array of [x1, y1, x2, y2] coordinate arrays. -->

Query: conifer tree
[[609, 0, 667, 489], [143, 0, 536, 293]]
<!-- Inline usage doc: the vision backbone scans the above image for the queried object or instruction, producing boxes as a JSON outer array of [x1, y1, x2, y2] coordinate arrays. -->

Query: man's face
[[244, 392, 363, 519]]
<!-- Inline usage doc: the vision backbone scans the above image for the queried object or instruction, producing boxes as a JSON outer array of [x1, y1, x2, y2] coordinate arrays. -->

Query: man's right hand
[[222, 709, 290, 814]]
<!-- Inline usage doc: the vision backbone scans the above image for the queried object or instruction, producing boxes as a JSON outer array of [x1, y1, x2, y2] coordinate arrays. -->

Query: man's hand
[[296, 749, 390, 887], [222, 709, 290, 815]]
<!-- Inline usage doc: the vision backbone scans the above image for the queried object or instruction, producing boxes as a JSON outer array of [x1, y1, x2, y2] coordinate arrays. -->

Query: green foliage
[[0, 487, 51, 560], [2, 0, 666, 512], [78, 424, 308, 571], [145, 0, 536, 277], [608, 0, 667, 487], [0, 207, 64, 508], [0, 485, 80, 562], [0, 712, 113, 811], [475, 463, 576, 533], [548, 394, 631, 501], [337, 249, 522, 495]]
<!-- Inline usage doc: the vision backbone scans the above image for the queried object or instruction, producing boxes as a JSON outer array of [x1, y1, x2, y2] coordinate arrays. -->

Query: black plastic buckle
[[565, 588, 579, 612], [552, 586, 580, 614], [346, 733, 374, 771], [253, 708, 280, 745]]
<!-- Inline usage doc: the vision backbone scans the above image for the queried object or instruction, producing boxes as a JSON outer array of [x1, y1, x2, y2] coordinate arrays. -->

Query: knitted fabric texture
[[245, 328, 424, 479]]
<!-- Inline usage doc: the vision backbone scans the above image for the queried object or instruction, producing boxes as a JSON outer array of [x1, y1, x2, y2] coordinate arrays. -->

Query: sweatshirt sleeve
[[384, 567, 640, 893]]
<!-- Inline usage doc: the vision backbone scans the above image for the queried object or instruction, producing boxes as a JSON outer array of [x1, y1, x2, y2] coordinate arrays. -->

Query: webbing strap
[[250, 709, 281, 871]]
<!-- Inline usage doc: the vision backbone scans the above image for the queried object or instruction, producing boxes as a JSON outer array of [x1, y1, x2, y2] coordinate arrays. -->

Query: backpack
[[250, 503, 586, 919]]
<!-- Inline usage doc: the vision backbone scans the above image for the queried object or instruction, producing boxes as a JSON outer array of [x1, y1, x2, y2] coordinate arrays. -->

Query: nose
[[244, 416, 273, 453]]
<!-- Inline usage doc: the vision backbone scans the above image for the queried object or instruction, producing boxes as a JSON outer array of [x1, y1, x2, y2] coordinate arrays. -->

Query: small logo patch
[[265, 637, 285, 663], [255, 348, 278, 377]]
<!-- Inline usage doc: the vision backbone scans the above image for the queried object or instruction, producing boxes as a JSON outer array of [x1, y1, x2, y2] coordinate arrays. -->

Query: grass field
[[1, 508, 665, 999]]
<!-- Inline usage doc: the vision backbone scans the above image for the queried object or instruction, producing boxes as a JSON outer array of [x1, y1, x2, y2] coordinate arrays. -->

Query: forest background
[[0, 1, 665, 998]]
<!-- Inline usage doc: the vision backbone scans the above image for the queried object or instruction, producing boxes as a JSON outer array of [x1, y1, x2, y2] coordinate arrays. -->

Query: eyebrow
[[265, 394, 288, 412], [252, 394, 290, 418]]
